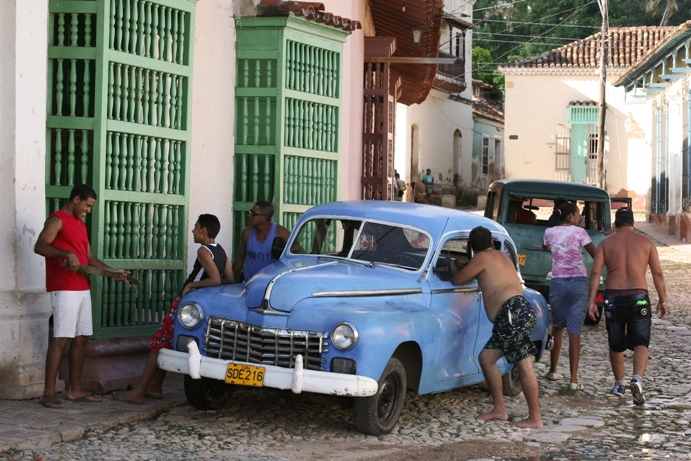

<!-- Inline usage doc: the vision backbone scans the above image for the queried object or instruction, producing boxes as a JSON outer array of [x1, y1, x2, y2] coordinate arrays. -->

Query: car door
[[427, 233, 484, 392]]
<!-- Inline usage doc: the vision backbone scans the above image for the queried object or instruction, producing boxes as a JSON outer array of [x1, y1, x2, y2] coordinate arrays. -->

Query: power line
[[474, 1, 596, 72], [474, 31, 585, 41], [474, 0, 528, 13], [473, 37, 570, 46], [475, 18, 600, 29]]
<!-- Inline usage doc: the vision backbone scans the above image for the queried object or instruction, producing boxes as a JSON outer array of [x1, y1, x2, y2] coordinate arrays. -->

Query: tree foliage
[[472, 0, 691, 85]]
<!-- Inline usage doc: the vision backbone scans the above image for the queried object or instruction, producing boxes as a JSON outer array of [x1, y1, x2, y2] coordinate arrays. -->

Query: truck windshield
[[507, 195, 606, 231]]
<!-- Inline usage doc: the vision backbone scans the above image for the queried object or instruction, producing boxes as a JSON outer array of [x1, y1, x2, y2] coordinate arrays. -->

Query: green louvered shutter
[[46, 0, 197, 338], [233, 16, 350, 252]]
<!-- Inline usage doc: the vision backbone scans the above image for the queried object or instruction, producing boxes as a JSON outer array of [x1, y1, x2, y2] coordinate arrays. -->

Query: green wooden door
[[46, 0, 197, 338], [233, 16, 350, 250]]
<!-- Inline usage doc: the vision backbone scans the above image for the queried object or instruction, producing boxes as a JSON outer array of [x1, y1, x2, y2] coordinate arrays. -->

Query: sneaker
[[610, 384, 626, 397], [630, 380, 646, 405]]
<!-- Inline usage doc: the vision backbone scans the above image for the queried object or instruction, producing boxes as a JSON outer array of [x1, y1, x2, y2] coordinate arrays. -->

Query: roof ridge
[[500, 25, 678, 70]]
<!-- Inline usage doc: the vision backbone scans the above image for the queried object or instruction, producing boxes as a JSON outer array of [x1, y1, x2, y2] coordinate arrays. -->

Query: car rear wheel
[[184, 375, 234, 410], [353, 357, 406, 435], [502, 366, 522, 397]]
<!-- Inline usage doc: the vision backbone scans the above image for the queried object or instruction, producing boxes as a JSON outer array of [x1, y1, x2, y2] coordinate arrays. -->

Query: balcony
[[437, 51, 464, 81]]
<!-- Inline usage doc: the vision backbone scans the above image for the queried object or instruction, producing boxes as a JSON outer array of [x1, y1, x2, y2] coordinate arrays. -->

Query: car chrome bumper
[[157, 341, 378, 397]]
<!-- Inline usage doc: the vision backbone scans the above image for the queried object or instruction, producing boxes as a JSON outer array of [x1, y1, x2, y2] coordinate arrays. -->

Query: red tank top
[[45, 210, 90, 292]]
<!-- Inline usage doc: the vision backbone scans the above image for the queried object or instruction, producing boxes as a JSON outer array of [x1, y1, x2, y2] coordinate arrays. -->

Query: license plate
[[225, 363, 265, 387], [517, 254, 526, 266]]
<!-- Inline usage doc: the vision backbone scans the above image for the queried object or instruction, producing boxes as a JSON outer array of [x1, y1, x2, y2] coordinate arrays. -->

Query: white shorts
[[51, 290, 93, 337]]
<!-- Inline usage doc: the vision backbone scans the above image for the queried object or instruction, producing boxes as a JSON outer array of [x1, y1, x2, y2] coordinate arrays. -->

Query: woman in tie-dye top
[[542, 201, 596, 390]]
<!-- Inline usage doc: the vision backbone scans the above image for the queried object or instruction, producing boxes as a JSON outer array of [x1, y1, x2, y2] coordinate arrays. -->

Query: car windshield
[[291, 218, 430, 271]]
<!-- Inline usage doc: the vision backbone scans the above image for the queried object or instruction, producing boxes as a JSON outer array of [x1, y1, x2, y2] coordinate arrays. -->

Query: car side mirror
[[271, 237, 287, 260], [434, 258, 456, 282]]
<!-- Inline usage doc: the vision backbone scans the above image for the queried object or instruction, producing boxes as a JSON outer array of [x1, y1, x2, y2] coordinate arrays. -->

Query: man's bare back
[[588, 224, 667, 321], [598, 228, 660, 290], [453, 249, 524, 323]]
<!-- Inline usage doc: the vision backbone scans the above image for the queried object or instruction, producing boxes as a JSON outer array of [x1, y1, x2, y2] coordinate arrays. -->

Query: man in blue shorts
[[453, 226, 542, 428], [588, 208, 667, 405]]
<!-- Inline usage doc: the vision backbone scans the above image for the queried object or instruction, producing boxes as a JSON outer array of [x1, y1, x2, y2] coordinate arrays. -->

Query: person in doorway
[[394, 173, 406, 201], [112, 214, 233, 405], [422, 169, 435, 196], [34, 184, 131, 409], [542, 202, 596, 390], [588, 207, 668, 405], [452, 226, 542, 428], [232, 201, 292, 282]]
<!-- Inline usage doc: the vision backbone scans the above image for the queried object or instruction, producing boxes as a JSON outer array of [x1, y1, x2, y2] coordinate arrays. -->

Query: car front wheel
[[353, 357, 407, 435], [184, 375, 234, 410], [502, 366, 523, 397]]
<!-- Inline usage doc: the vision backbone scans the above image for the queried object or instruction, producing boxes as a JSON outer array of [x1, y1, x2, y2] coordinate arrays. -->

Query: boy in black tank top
[[113, 214, 234, 405]]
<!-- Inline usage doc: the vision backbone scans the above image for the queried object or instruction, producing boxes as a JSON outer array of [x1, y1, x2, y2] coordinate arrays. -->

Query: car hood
[[245, 257, 424, 312]]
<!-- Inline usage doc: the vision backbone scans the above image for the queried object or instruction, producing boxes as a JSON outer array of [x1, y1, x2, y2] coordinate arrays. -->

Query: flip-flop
[[112, 390, 144, 405], [65, 393, 102, 403], [39, 398, 64, 409], [145, 392, 164, 400]]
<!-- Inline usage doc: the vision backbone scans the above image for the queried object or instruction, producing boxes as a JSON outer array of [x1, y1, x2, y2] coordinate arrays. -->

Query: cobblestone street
[[4, 223, 691, 461]]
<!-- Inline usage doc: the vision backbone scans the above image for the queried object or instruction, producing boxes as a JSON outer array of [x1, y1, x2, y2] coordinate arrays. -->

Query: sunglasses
[[248, 210, 265, 217]]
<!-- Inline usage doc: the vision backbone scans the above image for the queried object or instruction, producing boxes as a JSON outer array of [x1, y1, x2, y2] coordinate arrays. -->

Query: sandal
[[568, 382, 584, 390], [545, 372, 559, 381]]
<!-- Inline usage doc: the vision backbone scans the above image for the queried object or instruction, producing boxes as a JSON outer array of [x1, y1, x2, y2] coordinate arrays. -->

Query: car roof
[[488, 179, 610, 201], [300, 201, 508, 238]]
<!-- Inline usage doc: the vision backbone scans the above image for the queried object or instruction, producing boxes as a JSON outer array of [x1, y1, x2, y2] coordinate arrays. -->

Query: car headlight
[[178, 303, 204, 329], [331, 322, 358, 350]]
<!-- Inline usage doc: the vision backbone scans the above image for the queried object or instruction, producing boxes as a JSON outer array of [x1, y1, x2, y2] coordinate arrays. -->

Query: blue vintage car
[[158, 201, 551, 435]]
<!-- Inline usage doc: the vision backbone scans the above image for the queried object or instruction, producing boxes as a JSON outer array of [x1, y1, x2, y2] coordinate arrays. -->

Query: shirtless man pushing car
[[453, 226, 542, 429]]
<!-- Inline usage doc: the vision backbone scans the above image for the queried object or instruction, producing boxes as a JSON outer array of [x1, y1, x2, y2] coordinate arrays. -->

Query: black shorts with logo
[[604, 291, 652, 352]]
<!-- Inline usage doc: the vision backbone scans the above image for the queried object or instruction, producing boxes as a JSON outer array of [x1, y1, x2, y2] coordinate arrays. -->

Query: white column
[[0, 0, 51, 399]]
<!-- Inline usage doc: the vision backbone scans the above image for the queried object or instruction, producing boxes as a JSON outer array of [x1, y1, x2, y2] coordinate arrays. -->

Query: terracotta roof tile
[[501, 26, 676, 70], [258, 1, 362, 31], [473, 95, 504, 125]]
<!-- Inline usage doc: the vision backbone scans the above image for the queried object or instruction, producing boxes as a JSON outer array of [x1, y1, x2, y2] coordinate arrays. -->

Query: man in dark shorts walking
[[453, 226, 542, 428], [588, 208, 668, 405]]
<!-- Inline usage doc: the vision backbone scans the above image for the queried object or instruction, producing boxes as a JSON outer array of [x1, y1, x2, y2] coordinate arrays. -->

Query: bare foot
[[511, 417, 543, 429], [112, 389, 145, 405], [477, 410, 508, 421]]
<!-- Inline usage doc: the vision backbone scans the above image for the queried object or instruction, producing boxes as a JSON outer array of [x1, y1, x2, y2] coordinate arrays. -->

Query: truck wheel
[[184, 375, 234, 410], [353, 357, 406, 435], [502, 366, 522, 397]]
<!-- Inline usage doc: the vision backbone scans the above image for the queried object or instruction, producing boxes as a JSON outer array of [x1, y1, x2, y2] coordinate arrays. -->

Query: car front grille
[[203, 316, 328, 371]]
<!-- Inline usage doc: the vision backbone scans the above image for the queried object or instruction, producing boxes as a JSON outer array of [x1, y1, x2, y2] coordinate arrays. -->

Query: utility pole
[[597, 0, 609, 190]]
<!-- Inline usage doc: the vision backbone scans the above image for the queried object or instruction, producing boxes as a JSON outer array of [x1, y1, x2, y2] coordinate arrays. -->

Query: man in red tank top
[[34, 184, 131, 409]]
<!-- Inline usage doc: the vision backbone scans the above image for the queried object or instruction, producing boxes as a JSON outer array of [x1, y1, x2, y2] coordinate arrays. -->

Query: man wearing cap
[[587, 207, 668, 405]]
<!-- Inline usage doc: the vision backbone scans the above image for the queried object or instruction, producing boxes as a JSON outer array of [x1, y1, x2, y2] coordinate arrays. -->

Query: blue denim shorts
[[549, 276, 589, 334]]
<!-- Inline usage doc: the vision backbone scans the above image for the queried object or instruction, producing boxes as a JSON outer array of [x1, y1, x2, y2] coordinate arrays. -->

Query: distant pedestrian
[[393, 173, 406, 201], [588, 208, 668, 405], [542, 201, 596, 390], [422, 169, 435, 196]]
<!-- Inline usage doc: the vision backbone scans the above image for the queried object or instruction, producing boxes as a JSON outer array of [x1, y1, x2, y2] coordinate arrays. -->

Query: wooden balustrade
[[105, 133, 183, 193], [100, 269, 183, 327], [284, 98, 338, 152], [109, 0, 188, 64]]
